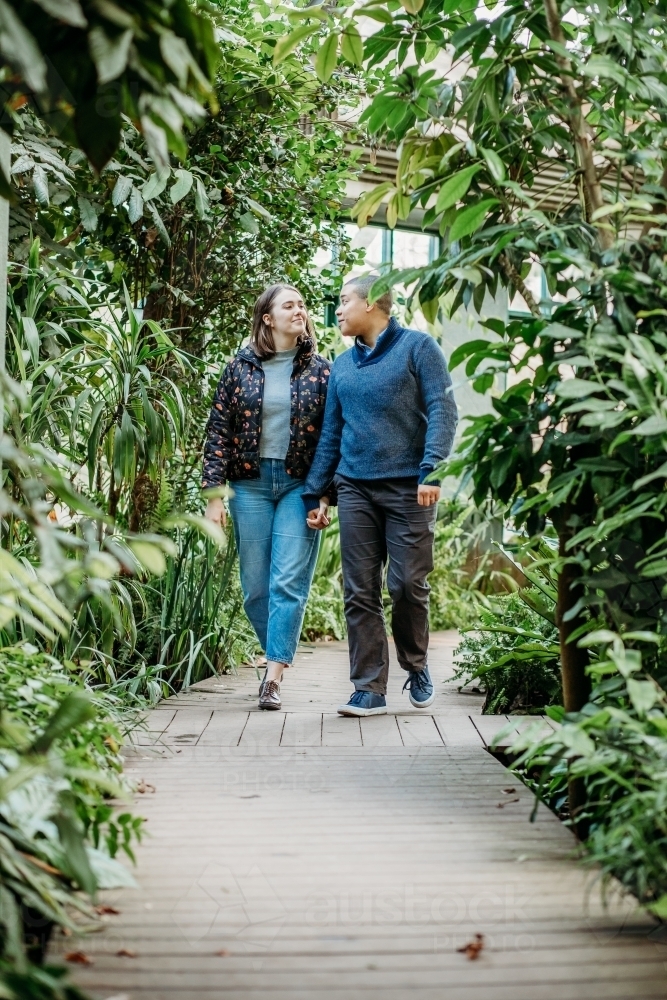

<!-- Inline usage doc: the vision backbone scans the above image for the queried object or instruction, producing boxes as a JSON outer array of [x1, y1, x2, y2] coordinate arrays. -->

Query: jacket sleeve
[[202, 364, 235, 489], [414, 337, 458, 485], [302, 367, 343, 510]]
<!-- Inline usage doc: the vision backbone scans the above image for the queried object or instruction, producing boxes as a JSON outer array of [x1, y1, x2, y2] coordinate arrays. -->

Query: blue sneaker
[[403, 666, 434, 708], [338, 691, 387, 717]]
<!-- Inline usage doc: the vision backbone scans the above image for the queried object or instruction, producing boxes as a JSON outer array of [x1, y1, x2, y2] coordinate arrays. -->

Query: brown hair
[[249, 284, 315, 359]]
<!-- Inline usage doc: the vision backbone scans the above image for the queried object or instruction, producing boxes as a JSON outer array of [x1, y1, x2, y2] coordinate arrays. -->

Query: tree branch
[[543, 0, 613, 250], [498, 253, 543, 319]]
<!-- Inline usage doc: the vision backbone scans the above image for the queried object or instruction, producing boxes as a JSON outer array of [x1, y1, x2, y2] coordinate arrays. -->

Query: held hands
[[418, 484, 440, 507], [205, 496, 227, 528], [307, 497, 330, 530]]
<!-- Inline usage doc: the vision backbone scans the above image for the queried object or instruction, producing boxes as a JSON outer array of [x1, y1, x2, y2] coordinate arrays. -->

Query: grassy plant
[[134, 527, 258, 694], [454, 588, 561, 714], [511, 633, 667, 912], [302, 514, 346, 641]]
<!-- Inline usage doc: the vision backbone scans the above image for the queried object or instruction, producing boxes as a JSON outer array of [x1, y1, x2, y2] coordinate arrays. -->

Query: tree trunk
[[556, 533, 591, 713], [556, 512, 591, 838]]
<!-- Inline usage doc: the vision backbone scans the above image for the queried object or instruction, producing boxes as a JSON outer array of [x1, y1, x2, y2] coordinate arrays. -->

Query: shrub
[[454, 590, 561, 714], [512, 634, 667, 912]]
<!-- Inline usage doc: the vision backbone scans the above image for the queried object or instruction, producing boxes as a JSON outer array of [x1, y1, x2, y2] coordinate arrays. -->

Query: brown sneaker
[[258, 679, 281, 711]]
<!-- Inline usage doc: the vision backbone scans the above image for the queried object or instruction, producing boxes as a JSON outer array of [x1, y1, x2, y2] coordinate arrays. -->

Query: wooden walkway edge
[[54, 632, 667, 999]]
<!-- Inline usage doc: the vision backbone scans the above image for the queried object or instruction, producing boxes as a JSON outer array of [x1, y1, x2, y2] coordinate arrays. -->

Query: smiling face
[[264, 287, 307, 339]]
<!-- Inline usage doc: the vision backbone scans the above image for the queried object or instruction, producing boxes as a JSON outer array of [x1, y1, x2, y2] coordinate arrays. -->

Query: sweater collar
[[352, 316, 403, 366]]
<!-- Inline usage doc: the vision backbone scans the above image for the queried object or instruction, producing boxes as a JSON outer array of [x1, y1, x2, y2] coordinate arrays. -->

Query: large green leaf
[[449, 198, 498, 241], [315, 33, 339, 82], [435, 165, 482, 215], [170, 168, 194, 204], [273, 23, 319, 64]]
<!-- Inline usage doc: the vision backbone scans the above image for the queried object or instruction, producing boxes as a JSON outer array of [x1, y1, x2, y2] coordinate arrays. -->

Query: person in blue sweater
[[303, 275, 458, 716]]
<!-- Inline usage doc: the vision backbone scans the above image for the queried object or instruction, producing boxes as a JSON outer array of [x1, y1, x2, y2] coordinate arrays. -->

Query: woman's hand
[[307, 497, 330, 530], [205, 496, 227, 528]]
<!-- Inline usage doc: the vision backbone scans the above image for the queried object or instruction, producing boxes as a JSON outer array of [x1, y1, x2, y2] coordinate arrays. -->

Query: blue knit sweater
[[302, 318, 458, 509]]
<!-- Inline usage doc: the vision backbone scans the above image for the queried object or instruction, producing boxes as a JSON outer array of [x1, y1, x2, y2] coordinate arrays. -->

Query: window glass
[[392, 229, 434, 271]]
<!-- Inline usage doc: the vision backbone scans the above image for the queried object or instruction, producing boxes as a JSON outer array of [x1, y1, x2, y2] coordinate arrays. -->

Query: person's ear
[[263, 312, 273, 328]]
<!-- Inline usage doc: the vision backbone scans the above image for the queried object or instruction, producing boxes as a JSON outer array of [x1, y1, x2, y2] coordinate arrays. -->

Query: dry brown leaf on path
[[65, 951, 94, 965], [457, 933, 484, 960], [95, 905, 120, 915], [136, 779, 156, 793], [116, 948, 137, 958], [215, 948, 231, 956]]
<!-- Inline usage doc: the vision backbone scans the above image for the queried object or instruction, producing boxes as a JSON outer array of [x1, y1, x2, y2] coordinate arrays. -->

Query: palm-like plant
[[78, 285, 192, 524]]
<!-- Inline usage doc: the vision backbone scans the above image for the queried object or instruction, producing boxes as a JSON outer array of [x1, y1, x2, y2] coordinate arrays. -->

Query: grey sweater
[[302, 318, 457, 508], [259, 347, 297, 460]]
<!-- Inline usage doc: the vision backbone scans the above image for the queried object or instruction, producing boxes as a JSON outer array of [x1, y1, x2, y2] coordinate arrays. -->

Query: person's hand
[[205, 496, 227, 528], [417, 484, 440, 507], [307, 497, 330, 530]]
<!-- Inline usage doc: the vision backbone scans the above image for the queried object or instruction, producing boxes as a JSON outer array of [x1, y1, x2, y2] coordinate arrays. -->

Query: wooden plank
[[359, 714, 403, 747], [322, 714, 362, 747], [470, 713, 516, 750], [433, 713, 485, 746], [160, 709, 212, 745], [61, 633, 666, 1000], [280, 713, 322, 747], [197, 711, 249, 747], [396, 715, 444, 746], [238, 710, 285, 747], [142, 710, 175, 732]]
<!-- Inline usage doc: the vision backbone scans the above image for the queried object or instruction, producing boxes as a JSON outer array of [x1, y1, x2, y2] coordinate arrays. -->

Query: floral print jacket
[[202, 338, 332, 488]]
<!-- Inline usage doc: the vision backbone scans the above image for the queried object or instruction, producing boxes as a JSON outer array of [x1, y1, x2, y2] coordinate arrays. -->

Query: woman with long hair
[[203, 284, 331, 710]]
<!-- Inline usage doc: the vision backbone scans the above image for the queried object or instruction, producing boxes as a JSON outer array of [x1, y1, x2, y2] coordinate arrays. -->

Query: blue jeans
[[229, 459, 320, 664]]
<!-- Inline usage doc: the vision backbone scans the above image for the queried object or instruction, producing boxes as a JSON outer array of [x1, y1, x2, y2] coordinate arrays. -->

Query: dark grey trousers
[[336, 475, 437, 694]]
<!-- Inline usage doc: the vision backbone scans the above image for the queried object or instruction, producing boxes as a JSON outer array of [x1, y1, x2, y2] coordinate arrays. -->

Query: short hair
[[344, 274, 392, 315]]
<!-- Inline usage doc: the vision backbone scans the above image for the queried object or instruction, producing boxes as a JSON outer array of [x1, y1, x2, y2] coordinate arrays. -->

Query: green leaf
[[32, 0, 86, 25], [350, 181, 394, 227], [142, 170, 170, 201], [77, 195, 99, 232], [0, 0, 47, 93], [112, 174, 133, 207], [480, 147, 505, 183], [627, 678, 659, 715], [239, 211, 259, 234], [128, 540, 167, 576], [435, 165, 481, 215], [163, 513, 226, 546], [341, 25, 363, 66], [32, 164, 49, 206], [194, 177, 209, 218], [648, 895, 667, 919], [633, 415, 667, 436], [88, 25, 133, 84], [22, 317, 40, 367], [30, 692, 95, 754], [555, 378, 597, 399], [54, 809, 97, 896], [273, 23, 319, 65], [127, 186, 144, 224], [170, 168, 194, 204], [315, 32, 339, 82], [449, 198, 498, 241], [400, 0, 425, 11]]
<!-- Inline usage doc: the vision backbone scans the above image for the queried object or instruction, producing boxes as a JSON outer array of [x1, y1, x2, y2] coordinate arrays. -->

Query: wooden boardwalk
[[56, 632, 667, 999]]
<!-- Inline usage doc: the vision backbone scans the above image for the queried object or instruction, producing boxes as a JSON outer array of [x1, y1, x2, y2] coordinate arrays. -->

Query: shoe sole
[[408, 691, 435, 709], [259, 703, 281, 711], [337, 705, 387, 717]]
